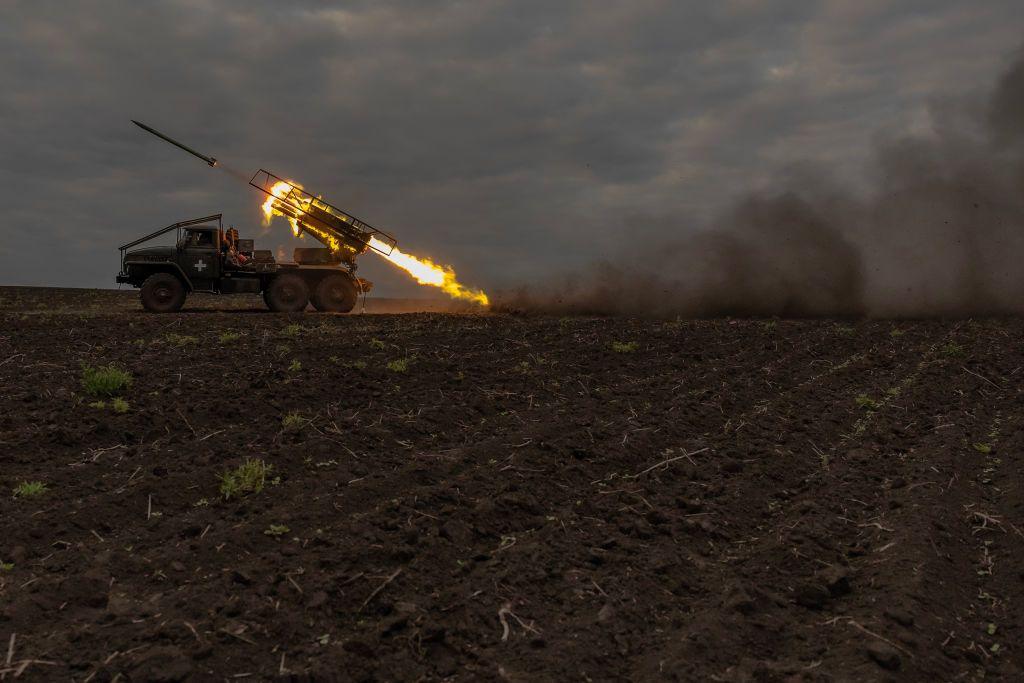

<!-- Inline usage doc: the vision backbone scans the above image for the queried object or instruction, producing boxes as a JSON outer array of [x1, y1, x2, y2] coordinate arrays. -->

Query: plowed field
[[1, 287, 1022, 681]]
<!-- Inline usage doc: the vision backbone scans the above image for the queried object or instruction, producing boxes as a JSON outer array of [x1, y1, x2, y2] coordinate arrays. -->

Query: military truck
[[117, 170, 398, 313]]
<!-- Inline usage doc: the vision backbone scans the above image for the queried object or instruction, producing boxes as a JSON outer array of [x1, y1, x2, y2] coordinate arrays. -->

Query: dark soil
[[1, 287, 1022, 681]]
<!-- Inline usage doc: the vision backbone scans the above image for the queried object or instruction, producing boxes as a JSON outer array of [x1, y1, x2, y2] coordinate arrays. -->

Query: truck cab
[[176, 226, 221, 288]]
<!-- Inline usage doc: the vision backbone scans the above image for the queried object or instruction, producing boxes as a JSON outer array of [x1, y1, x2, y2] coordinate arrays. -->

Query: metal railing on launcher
[[248, 169, 397, 257]]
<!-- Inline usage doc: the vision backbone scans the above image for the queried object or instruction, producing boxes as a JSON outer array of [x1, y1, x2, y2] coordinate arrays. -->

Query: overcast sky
[[1, 0, 1022, 296]]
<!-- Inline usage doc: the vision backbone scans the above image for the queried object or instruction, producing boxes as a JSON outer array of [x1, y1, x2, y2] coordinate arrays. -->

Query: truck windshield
[[182, 229, 214, 247]]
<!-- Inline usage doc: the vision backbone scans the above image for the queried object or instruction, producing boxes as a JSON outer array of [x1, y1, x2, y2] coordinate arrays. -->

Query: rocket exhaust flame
[[367, 237, 489, 306], [261, 179, 489, 306], [261, 181, 303, 236]]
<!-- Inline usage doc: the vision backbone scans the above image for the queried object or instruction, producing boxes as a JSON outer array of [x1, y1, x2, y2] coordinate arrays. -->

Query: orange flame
[[368, 237, 489, 306], [260, 178, 488, 306], [261, 181, 304, 237]]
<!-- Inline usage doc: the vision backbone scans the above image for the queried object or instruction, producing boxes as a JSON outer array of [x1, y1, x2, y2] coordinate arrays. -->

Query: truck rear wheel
[[140, 272, 186, 313], [311, 274, 358, 313], [265, 273, 309, 312]]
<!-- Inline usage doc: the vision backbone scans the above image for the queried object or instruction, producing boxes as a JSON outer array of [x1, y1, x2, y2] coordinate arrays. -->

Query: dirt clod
[[865, 641, 902, 671], [129, 646, 193, 682], [884, 608, 915, 627], [793, 582, 832, 609], [817, 565, 852, 597]]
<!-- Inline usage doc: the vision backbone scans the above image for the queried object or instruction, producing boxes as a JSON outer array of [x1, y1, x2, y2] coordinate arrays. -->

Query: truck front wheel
[[265, 273, 309, 312], [311, 274, 358, 313], [140, 272, 186, 313]]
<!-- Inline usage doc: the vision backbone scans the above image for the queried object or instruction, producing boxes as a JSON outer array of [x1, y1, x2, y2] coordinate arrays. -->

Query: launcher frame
[[249, 169, 397, 258]]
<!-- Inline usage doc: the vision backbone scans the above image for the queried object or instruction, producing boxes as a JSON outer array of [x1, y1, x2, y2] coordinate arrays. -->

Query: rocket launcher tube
[[249, 169, 398, 258]]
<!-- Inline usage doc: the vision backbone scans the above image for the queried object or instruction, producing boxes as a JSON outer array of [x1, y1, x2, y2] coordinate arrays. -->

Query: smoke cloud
[[497, 48, 1024, 318]]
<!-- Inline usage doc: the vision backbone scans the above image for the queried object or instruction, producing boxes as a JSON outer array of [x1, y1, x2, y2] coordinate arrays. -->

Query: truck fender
[[124, 260, 195, 291]]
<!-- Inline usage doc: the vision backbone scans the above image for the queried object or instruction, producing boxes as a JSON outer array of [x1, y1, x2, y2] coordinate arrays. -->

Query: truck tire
[[310, 273, 358, 313], [140, 272, 186, 313], [265, 273, 309, 312]]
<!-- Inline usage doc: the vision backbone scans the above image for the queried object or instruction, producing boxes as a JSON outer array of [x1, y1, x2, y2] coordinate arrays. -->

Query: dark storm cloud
[[0, 0, 1021, 301]]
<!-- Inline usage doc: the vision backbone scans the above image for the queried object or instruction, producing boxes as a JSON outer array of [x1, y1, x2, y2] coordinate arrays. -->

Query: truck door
[[178, 228, 220, 288]]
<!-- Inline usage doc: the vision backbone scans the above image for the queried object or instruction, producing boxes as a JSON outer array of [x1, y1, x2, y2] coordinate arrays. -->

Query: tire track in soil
[[625, 324, 959, 680], [749, 332, 975, 679], [647, 322, 1024, 681], [866, 324, 1024, 681], [814, 323, 1024, 680], [516, 325, 933, 679]]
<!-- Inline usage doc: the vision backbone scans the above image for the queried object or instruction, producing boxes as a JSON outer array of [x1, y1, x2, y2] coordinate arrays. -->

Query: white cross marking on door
[[195, 259, 207, 272]]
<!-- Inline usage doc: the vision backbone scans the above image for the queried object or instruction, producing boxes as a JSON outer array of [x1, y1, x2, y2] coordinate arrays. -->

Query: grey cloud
[[0, 0, 1021, 302]]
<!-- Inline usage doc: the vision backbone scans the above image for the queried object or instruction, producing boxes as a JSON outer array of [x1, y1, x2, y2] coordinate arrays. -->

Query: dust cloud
[[496, 48, 1024, 318]]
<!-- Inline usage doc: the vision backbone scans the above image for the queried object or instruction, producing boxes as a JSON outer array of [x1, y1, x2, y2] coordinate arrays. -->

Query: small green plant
[[88, 397, 130, 412], [281, 324, 303, 338], [387, 358, 411, 372], [890, 328, 905, 338], [855, 394, 880, 411], [610, 341, 639, 353], [13, 481, 48, 498], [264, 524, 290, 537], [664, 317, 684, 330], [218, 331, 241, 344], [81, 365, 132, 397], [194, 498, 210, 507], [0, 562, 12, 571], [941, 342, 964, 357], [288, 359, 302, 372], [220, 458, 273, 500], [760, 320, 777, 331], [282, 411, 305, 432], [369, 338, 386, 350], [165, 333, 198, 346], [973, 442, 992, 454], [350, 359, 367, 370]]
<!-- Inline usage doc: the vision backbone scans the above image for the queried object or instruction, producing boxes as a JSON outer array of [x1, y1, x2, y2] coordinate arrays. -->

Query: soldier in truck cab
[[182, 229, 212, 248]]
